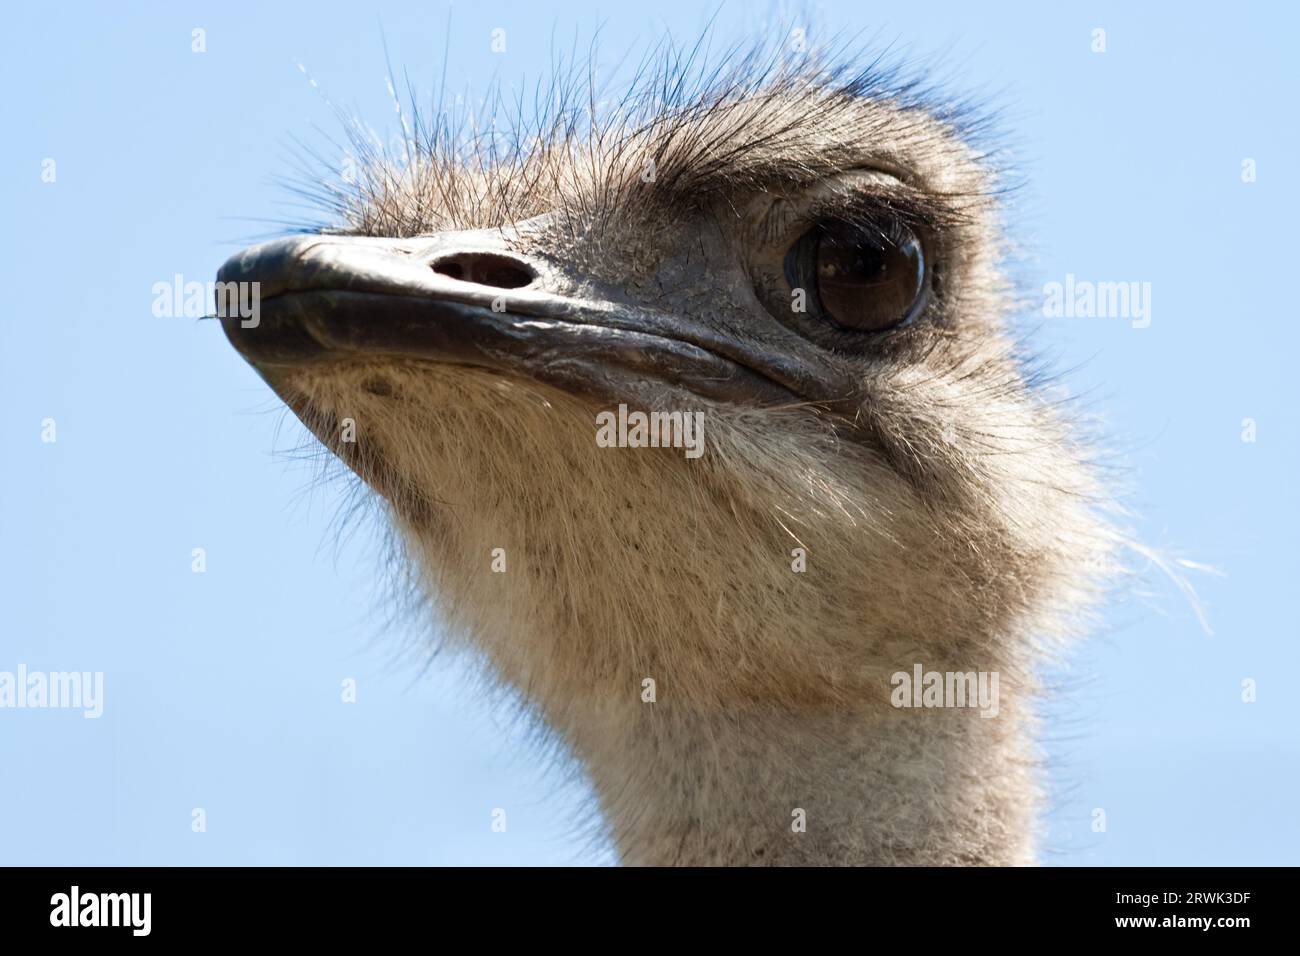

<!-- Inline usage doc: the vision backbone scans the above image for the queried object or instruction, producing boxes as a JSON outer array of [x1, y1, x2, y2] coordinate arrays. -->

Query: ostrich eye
[[785, 218, 927, 333]]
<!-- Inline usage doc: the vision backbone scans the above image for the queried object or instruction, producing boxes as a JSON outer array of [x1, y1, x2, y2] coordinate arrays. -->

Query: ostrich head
[[218, 47, 1115, 865]]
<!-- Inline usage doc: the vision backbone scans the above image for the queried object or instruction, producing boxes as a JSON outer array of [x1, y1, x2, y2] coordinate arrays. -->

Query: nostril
[[431, 253, 535, 289], [480, 262, 533, 288]]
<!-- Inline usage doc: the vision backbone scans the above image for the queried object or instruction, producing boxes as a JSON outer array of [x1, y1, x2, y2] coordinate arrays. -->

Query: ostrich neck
[[390, 392, 1056, 865], [543, 657, 1037, 866], [416, 516, 1042, 864]]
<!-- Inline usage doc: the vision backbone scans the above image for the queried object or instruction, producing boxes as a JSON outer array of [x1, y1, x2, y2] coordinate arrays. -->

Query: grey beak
[[216, 232, 803, 406]]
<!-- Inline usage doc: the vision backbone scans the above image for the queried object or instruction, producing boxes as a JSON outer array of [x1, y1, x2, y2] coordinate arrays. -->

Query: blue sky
[[1, 1, 1295, 865]]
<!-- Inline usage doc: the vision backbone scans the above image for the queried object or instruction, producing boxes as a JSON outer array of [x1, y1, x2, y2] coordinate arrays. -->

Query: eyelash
[[804, 197, 936, 241], [756, 199, 801, 245]]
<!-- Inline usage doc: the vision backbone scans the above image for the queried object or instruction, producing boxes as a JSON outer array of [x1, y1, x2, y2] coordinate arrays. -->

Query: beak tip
[[216, 236, 314, 293]]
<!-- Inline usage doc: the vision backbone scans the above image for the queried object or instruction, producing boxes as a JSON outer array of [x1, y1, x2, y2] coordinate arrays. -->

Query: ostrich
[[217, 44, 1117, 866]]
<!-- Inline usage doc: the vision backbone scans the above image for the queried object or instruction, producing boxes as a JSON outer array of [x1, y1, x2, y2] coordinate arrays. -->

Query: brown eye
[[785, 220, 927, 332]]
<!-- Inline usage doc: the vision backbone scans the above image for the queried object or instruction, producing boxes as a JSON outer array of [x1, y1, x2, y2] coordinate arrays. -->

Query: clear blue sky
[[1, 1, 1295, 865]]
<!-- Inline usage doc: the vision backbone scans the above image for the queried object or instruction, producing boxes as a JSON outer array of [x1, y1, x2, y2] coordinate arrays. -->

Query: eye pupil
[[788, 222, 926, 333], [819, 246, 884, 280]]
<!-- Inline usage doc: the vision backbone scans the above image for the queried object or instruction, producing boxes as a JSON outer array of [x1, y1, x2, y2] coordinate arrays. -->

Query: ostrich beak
[[216, 233, 800, 406]]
